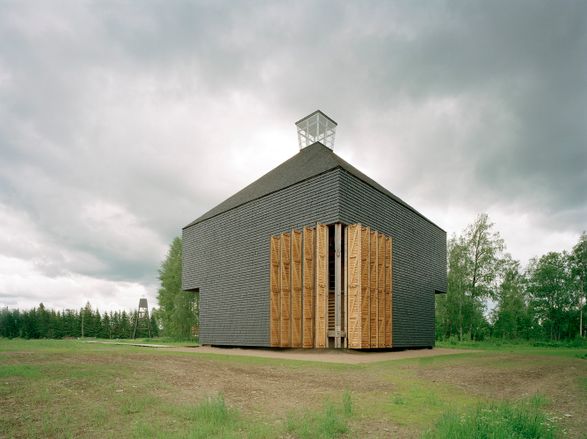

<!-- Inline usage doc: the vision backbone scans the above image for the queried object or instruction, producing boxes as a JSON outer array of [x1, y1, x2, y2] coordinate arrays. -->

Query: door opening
[[327, 223, 345, 348]]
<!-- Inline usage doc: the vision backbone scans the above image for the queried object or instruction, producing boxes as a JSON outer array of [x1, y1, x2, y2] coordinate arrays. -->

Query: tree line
[[0, 236, 197, 341], [436, 214, 586, 341], [3, 217, 584, 343], [0, 302, 159, 339]]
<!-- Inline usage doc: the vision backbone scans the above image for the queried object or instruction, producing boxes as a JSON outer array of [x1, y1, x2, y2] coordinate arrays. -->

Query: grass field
[[1, 339, 585, 438]]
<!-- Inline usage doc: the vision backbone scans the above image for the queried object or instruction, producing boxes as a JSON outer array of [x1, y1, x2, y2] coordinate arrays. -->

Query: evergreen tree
[[150, 312, 160, 337], [63, 309, 81, 337], [111, 311, 121, 338], [101, 313, 112, 338], [37, 303, 50, 338], [119, 311, 131, 338], [25, 308, 41, 339], [80, 302, 94, 337], [94, 311, 103, 338]]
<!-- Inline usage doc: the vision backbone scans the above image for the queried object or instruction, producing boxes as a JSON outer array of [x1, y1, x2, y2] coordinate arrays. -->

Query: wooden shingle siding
[[183, 159, 446, 348], [183, 170, 340, 347], [339, 170, 446, 348]]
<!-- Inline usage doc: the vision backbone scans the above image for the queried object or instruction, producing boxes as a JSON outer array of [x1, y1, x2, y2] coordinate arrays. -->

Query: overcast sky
[[0, 1, 585, 312]]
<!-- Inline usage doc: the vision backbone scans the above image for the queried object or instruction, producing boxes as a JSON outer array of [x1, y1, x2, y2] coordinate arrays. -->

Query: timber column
[[334, 223, 342, 348]]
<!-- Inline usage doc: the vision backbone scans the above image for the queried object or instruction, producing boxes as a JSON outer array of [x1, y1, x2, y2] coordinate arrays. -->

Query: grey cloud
[[0, 1, 585, 310]]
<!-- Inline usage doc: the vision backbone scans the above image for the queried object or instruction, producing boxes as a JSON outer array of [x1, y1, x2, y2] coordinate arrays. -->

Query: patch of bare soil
[[165, 345, 473, 364], [128, 354, 392, 417]]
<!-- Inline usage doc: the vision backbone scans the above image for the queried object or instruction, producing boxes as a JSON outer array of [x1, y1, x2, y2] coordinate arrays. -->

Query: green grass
[[437, 338, 587, 350], [1, 338, 585, 438], [286, 393, 352, 439], [437, 338, 587, 359], [0, 364, 42, 378], [422, 397, 559, 439]]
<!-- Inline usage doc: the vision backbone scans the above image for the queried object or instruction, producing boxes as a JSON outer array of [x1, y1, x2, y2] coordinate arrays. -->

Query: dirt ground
[[414, 352, 587, 437], [168, 345, 474, 364], [84, 340, 473, 364], [3, 342, 586, 438], [78, 342, 587, 437], [116, 351, 420, 437]]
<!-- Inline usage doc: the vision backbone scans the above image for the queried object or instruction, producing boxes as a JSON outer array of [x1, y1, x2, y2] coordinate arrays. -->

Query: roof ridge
[[183, 142, 443, 231]]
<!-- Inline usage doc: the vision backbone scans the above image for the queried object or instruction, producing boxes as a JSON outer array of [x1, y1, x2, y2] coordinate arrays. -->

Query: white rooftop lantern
[[295, 110, 338, 150]]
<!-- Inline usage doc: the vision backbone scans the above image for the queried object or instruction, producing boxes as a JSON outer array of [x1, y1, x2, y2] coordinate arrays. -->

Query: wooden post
[[385, 236, 392, 348], [291, 229, 302, 348], [344, 226, 348, 348], [370, 230, 378, 347], [280, 232, 291, 347], [361, 227, 370, 348], [347, 224, 361, 348], [302, 227, 315, 348], [270, 235, 281, 347], [378, 234, 385, 347], [315, 223, 328, 348], [334, 223, 342, 348]]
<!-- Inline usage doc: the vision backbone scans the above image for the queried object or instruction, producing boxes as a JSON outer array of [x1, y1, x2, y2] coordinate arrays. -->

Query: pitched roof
[[184, 142, 442, 230]]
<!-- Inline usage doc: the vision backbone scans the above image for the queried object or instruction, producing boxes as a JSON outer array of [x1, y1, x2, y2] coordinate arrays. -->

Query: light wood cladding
[[269, 223, 392, 349], [347, 224, 361, 348], [385, 236, 392, 347], [302, 227, 314, 348], [315, 223, 328, 348], [377, 233, 385, 347], [279, 232, 291, 347], [369, 230, 378, 348], [291, 230, 302, 348], [360, 226, 370, 348], [270, 236, 281, 347]]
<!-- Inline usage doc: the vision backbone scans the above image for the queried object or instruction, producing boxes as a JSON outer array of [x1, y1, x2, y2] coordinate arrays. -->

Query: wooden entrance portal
[[269, 223, 392, 349]]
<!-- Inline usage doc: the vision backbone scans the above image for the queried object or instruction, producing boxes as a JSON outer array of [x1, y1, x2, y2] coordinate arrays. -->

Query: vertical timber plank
[[291, 229, 302, 348], [390, 237, 394, 347], [385, 236, 392, 348], [369, 230, 378, 348], [334, 224, 342, 348], [377, 233, 385, 347], [347, 224, 361, 348], [270, 235, 281, 347], [302, 227, 315, 348], [315, 223, 328, 348], [344, 226, 348, 349], [280, 232, 291, 347], [360, 226, 370, 348]]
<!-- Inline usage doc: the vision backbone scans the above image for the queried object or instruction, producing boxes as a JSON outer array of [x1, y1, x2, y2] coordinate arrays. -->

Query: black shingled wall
[[183, 169, 340, 346], [183, 168, 446, 348], [338, 170, 447, 348]]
